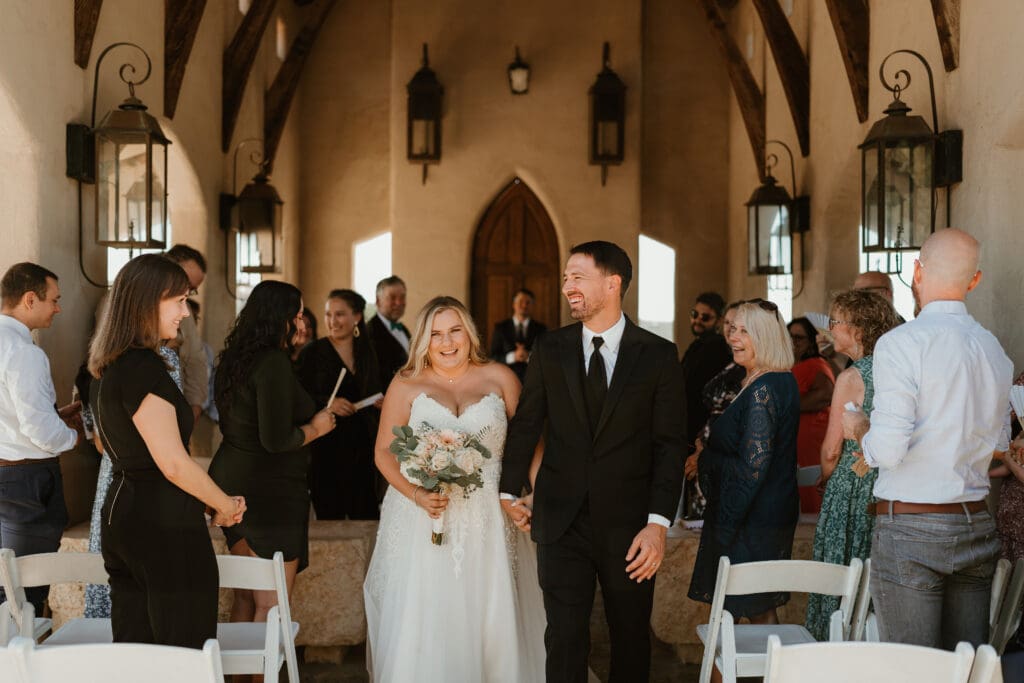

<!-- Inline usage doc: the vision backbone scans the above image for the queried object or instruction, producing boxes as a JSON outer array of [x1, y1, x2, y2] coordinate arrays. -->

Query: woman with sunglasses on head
[[804, 289, 901, 641], [788, 317, 835, 513], [88, 254, 246, 647], [688, 299, 800, 631]]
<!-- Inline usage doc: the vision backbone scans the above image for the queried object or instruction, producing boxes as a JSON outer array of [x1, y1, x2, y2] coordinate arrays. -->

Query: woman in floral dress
[[805, 290, 901, 640]]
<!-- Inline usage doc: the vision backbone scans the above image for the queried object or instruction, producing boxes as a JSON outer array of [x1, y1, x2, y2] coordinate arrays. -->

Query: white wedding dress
[[364, 392, 547, 683]]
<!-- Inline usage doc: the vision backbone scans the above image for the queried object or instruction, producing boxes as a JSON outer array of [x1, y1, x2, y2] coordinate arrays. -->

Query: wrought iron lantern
[[588, 42, 626, 186], [407, 43, 443, 184], [67, 43, 170, 284], [746, 140, 810, 285], [859, 49, 962, 256], [219, 139, 283, 295], [507, 46, 530, 95]]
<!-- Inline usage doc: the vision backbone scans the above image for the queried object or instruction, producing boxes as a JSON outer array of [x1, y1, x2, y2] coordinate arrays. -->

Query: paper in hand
[[353, 393, 384, 410], [325, 368, 348, 411]]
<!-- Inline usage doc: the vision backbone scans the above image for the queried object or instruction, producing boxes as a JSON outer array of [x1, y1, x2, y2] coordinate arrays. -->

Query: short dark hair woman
[[208, 280, 336, 627], [788, 316, 835, 513], [88, 254, 245, 648], [297, 289, 383, 519]]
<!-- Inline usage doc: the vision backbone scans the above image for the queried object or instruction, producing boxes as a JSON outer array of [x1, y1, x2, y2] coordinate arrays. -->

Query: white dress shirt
[[377, 312, 410, 353], [0, 314, 77, 460], [582, 314, 670, 529], [862, 300, 1013, 503]]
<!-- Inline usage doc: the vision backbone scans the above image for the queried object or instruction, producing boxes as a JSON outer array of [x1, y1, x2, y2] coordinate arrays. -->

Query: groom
[[500, 241, 686, 683]]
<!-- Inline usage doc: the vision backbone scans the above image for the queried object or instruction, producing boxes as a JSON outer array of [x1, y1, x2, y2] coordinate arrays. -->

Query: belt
[[872, 499, 987, 516], [0, 456, 59, 467]]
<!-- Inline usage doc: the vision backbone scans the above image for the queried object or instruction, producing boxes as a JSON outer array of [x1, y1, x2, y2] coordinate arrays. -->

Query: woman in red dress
[[788, 317, 834, 513]]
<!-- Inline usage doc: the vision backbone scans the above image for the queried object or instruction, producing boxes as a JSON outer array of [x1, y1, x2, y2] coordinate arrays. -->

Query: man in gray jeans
[[845, 228, 1012, 648]]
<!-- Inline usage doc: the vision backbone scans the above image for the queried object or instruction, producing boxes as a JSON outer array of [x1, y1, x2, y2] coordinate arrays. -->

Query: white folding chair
[[696, 556, 863, 683], [991, 558, 1024, 655], [848, 557, 872, 641], [796, 465, 821, 488], [0, 549, 111, 645], [989, 558, 1012, 637], [763, 634, 976, 683], [968, 644, 1003, 683], [0, 634, 28, 682], [216, 551, 299, 683], [8, 635, 225, 683]]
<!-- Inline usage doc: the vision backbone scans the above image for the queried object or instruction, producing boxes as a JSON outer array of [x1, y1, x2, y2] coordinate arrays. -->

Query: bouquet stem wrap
[[431, 510, 445, 545]]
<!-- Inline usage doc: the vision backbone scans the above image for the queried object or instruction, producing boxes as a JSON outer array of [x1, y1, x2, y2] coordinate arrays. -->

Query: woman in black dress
[[208, 281, 336, 625], [88, 254, 245, 648], [689, 299, 800, 625], [297, 289, 382, 519]]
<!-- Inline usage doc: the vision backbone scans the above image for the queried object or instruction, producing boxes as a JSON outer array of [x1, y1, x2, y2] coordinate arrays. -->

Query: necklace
[[432, 366, 469, 384], [741, 368, 766, 390]]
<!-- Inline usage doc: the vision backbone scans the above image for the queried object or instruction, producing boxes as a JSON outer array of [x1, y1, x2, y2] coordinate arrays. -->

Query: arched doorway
[[471, 178, 560, 347]]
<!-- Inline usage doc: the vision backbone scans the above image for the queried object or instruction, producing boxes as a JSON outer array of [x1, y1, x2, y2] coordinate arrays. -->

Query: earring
[[353, 325, 360, 338]]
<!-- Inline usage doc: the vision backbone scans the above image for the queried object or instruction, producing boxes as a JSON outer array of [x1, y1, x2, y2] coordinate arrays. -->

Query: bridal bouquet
[[390, 423, 492, 545]]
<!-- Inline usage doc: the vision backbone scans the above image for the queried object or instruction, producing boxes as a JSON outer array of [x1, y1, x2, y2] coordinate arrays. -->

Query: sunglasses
[[690, 310, 716, 323], [742, 298, 780, 320]]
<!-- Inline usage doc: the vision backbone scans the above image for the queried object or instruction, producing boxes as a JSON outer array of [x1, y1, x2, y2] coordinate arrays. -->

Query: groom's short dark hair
[[569, 241, 632, 298]]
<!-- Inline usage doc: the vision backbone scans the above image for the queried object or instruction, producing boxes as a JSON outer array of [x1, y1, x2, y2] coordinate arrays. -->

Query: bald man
[[845, 228, 1012, 649], [853, 271, 895, 303]]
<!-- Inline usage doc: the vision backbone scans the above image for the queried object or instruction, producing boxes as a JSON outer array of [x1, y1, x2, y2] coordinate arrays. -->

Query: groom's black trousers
[[536, 504, 655, 683]]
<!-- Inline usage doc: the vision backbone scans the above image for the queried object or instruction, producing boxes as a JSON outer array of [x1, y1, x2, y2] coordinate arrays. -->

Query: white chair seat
[[698, 623, 817, 677], [215, 620, 298, 652], [39, 618, 112, 646]]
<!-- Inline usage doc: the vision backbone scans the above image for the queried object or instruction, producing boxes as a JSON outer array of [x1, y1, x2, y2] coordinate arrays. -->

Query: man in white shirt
[[164, 244, 209, 423], [0, 263, 81, 616], [845, 228, 1012, 648]]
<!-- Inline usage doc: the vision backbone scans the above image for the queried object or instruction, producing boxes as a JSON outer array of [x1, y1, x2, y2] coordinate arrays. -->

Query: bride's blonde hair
[[400, 296, 489, 378]]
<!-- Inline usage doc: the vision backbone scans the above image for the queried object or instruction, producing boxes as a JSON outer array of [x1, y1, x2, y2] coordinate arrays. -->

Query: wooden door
[[471, 178, 560, 348]]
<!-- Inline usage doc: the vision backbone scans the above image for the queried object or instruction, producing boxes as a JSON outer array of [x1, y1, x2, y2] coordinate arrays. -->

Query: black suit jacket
[[489, 318, 548, 381], [368, 315, 409, 390], [500, 318, 687, 545]]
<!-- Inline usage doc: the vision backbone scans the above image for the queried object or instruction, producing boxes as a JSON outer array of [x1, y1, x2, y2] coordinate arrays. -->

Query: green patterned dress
[[805, 356, 876, 641]]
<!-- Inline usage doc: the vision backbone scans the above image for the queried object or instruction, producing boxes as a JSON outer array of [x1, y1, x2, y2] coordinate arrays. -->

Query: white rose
[[453, 448, 476, 472], [431, 450, 452, 470]]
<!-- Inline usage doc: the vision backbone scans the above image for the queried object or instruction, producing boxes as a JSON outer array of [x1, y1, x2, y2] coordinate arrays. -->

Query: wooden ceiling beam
[[74, 0, 103, 69], [164, 0, 207, 118], [751, 0, 809, 156], [263, 0, 336, 170], [930, 0, 960, 71], [824, 0, 870, 123], [695, 0, 766, 180], [222, 0, 277, 151]]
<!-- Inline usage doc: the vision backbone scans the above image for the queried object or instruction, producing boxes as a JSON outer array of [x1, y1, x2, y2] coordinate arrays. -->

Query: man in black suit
[[500, 241, 686, 683], [489, 288, 548, 382], [367, 275, 410, 389]]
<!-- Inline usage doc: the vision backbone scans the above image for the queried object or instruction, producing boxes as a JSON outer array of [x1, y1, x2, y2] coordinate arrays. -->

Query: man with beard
[[680, 292, 732, 454]]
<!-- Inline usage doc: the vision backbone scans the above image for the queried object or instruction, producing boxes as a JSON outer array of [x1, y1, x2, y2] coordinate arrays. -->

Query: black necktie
[[515, 322, 526, 344], [585, 337, 607, 433]]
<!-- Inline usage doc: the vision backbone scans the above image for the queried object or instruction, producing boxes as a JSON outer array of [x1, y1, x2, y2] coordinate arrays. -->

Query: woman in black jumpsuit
[[89, 254, 245, 648]]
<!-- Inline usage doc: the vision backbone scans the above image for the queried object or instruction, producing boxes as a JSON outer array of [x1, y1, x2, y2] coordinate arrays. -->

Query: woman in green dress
[[209, 280, 336, 627], [805, 289, 902, 640]]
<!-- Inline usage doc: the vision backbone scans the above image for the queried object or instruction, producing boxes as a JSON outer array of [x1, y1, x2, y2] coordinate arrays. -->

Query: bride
[[363, 295, 546, 682]]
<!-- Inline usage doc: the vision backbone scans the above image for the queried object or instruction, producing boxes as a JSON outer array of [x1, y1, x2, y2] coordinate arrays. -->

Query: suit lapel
[[593, 320, 643, 440], [559, 325, 590, 433]]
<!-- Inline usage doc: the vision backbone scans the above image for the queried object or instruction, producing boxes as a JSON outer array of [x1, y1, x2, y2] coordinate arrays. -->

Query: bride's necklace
[[432, 365, 469, 384]]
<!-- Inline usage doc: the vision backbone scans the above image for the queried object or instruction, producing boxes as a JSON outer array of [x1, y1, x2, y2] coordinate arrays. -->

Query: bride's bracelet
[[412, 486, 424, 507]]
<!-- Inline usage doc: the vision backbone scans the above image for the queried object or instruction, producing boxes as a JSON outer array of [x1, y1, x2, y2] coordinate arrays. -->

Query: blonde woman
[[363, 296, 546, 683], [688, 299, 800, 626]]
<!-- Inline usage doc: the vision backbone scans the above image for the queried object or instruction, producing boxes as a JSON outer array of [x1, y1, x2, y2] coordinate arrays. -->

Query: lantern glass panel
[[238, 201, 281, 273], [596, 120, 620, 159], [882, 142, 932, 250], [509, 66, 529, 94], [862, 145, 881, 251], [409, 118, 436, 158], [749, 203, 790, 275], [96, 132, 148, 246], [149, 142, 167, 246]]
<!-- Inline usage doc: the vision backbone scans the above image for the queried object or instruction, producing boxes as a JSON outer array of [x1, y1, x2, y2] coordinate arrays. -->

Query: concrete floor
[[298, 590, 699, 682]]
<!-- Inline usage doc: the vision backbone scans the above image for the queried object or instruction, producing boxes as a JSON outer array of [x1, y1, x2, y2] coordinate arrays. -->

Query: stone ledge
[[52, 519, 378, 647]]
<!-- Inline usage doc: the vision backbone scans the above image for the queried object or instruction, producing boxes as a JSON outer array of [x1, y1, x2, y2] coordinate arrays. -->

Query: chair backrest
[[763, 635, 976, 683], [216, 552, 295, 630], [9, 636, 224, 683], [0, 549, 108, 633], [991, 557, 1024, 654], [967, 644, 1001, 683], [850, 557, 872, 641], [797, 465, 822, 488]]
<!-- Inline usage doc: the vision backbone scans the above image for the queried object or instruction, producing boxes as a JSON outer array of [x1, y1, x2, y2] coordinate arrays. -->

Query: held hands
[[59, 400, 84, 441], [413, 486, 448, 519], [500, 496, 533, 531], [513, 343, 529, 363], [329, 397, 357, 417], [626, 523, 667, 583], [841, 403, 870, 442], [311, 409, 337, 437], [212, 496, 246, 527]]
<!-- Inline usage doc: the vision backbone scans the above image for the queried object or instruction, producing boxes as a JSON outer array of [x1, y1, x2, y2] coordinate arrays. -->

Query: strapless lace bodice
[[407, 392, 507, 489]]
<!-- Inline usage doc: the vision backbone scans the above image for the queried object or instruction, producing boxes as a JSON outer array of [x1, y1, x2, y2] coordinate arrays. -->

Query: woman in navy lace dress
[[689, 300, 800, 623]]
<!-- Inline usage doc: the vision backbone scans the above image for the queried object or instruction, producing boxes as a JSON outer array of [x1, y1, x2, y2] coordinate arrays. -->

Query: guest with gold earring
[[297, 289, 383, 519]]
